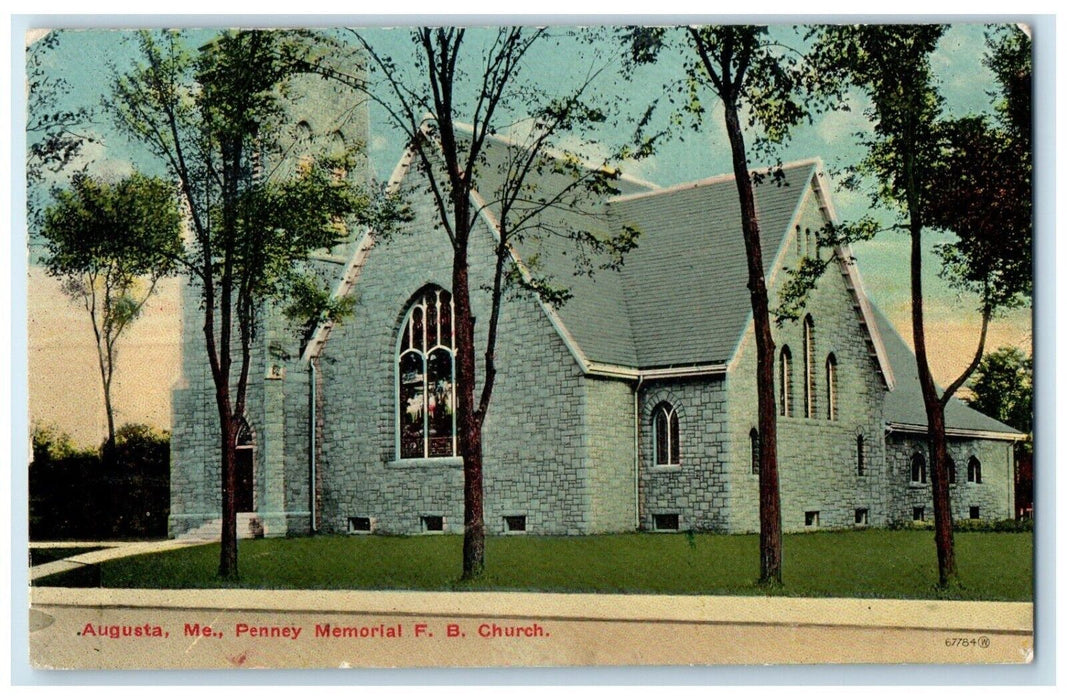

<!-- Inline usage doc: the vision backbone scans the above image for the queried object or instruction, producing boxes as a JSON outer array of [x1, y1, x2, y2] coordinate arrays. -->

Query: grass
[[34, 530, 1033, 601]]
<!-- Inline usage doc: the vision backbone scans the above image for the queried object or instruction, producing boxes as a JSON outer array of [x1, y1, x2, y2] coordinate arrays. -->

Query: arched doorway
[[236, 420, 255, 513]]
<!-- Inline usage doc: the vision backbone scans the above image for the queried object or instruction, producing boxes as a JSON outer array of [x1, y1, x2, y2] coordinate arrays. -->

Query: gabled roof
[[307, 128, 886, 384], [459, 129, 833, 371], [872, 306, 1023, 439], [604, 163, 816, 368]]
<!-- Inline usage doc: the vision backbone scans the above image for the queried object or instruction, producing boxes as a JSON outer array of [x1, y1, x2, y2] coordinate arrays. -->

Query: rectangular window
[[653, 513, 679, 531], [504, 515, 527, 533], [913, 507, 925, 522], [969, 506, 981, 520], [854, 508, 869, 526], [421, 515, 444, 532], [804, 511, 820, 527], [347, 516, 372, 533]]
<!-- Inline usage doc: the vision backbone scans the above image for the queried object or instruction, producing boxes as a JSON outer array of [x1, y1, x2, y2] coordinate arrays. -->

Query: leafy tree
[[109, 30, 373, 578], [41, 172, 182, 456], [307, 28, 649, 578], [26, 31, 96, 221], [623, 25, 817, 586], [966, 346, 1032, 437], [809, 25, 1032, 587]]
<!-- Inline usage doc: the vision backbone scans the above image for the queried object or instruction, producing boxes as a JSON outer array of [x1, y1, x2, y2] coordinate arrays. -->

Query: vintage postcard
[[22, 19, 1038, 673]]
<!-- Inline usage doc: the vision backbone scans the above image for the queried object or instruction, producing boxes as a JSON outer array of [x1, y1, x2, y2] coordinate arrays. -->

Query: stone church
[[169, 71, 1020, 539]]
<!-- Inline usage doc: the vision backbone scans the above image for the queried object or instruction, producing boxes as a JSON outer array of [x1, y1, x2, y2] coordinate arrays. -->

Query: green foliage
[[43, 531, 1033, 601], [966, 346, 1033, 435], [43, 172, 183, 283], [108, 29, 373, 338], [31, 421, 88, 462], [889, 517, 1032, 533], [30, 422, 171, 540]]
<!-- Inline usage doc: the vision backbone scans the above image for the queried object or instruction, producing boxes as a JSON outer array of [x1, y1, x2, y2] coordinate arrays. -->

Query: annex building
[[168, 76, 1020, 539]]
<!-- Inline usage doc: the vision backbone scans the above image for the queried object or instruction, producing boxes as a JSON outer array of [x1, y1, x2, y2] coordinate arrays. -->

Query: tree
[[41, 172, 182, 456], [623, 25, 815, 586], [109, 30, 372, 578], [810, 25, 1032, 587], [26, 31, 95, 210], [310, 28, 648, 579], [966, 346, 1032, 437]]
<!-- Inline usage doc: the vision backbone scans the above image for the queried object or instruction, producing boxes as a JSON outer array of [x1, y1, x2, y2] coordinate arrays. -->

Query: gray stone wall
[[312, 177, 593, 535], [725, 191, 890, 533], [584, 377, 638, 532], [638, 378, 730, 532], [885, 433, 1016, 523]]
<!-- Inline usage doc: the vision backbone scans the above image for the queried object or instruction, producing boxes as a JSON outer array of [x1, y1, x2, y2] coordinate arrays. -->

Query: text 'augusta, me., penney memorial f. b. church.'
[[168, 63, 1021, 540]]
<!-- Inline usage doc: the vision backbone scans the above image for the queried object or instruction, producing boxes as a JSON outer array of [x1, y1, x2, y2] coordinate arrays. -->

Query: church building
[[168, 73, 1020, 540]]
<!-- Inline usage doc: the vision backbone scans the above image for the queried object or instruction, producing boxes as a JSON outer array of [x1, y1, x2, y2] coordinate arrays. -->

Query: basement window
[[970, 506, 981, 520], [421, 515, 445, 532], [854, 508, 869, 526], [913, 507, 925, 522], [804, 511, 820, 528], [347, 516, 372, 533], [653, 513, 680, 531], [504, 515, 527, 533]]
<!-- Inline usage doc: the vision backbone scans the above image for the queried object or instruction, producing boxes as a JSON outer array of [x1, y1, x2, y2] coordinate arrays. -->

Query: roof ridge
[[607, 158, 822, 205], [450, 119, 662, 193]]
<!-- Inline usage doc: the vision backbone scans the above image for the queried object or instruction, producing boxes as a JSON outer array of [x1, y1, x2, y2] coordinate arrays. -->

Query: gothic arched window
[[779, 346, 793, 417], [654, 403, 680, 466], [803, 315, 816, 418], [826, 353, 838, 421], [911, 452, 927, 484], [397, 287, 456, 459], [856, 434, 865, 476], [968, 456, 983, 484]]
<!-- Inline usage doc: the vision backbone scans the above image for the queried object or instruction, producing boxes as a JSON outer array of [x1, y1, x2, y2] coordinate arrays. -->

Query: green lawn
[[35, 530, 1033, 601]]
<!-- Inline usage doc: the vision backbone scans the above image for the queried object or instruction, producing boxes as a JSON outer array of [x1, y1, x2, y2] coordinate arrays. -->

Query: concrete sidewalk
[[29, 539, 207, 581], [28, 586, 1034, 669]]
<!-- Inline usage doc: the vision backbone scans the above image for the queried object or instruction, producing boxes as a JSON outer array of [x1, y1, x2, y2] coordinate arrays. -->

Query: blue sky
[[26, 23, 1032, 364]]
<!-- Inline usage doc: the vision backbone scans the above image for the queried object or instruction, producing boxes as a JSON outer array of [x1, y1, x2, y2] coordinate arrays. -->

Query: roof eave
[[885, 422, 1024, 442]]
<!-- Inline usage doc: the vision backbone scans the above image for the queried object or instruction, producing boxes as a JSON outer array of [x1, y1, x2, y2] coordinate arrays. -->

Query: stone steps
[[179, 513, 265, 541]]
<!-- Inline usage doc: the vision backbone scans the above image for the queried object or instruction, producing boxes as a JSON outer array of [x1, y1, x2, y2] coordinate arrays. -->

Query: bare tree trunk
[[217, 403, 238, 579], [453, 245, 486, 579], [908, 210, 957, 587], [723, 97, 783, 586]]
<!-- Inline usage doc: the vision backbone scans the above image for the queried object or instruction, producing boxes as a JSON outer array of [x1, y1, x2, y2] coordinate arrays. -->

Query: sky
[[23, 23, 1033, 445]]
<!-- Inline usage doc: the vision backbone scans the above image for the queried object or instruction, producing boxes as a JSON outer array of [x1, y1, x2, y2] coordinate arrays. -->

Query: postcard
[[23, 20, 1037, 672]]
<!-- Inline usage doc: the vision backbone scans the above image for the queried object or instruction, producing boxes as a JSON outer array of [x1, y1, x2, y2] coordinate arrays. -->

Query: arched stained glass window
[[803, 316, 816, 418], [825, 353, 838, 421], [779, 346, 793, 417], [911, 452, 927, 484], [398, 287, 456, 459], [654, 403, 680, 466]]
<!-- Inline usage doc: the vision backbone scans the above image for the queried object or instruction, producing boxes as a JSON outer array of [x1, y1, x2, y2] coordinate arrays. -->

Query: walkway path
[[29, 539, 207, 581]]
